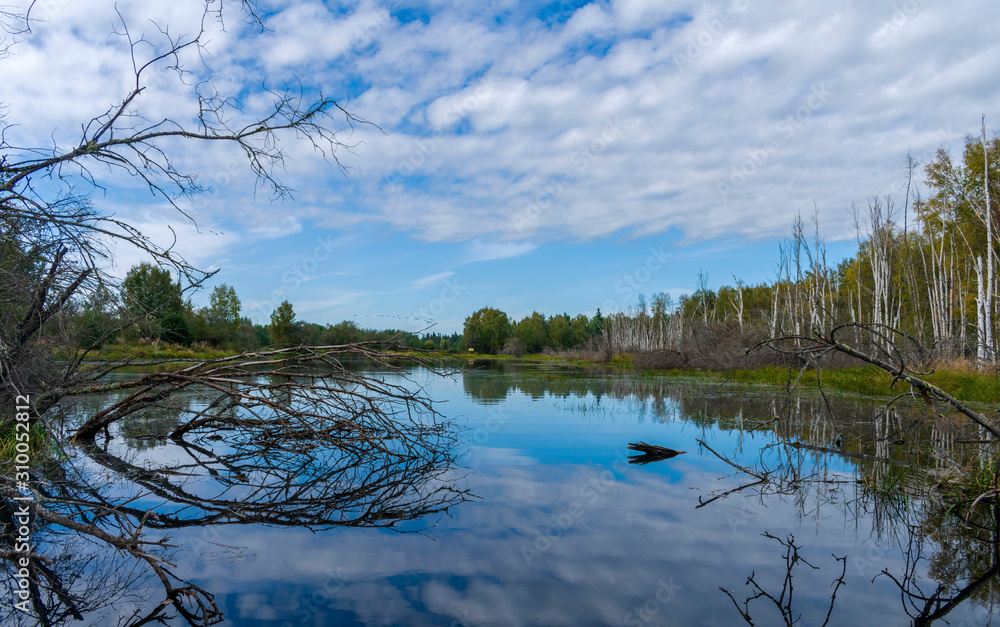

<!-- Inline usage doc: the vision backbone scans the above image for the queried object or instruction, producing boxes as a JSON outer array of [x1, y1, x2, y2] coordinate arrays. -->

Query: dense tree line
[[66, 264, 465, 354], [66, 262, 268, 352], [462, 307, 604, 355]]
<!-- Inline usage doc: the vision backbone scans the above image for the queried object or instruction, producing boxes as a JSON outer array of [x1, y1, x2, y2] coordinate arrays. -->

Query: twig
[[966, 489, 1000, 521], [697, 439, 769, 481], [697, 479, 767, 508]]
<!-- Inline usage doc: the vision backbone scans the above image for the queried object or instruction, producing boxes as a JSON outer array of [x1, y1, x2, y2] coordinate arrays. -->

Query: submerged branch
[[697, 438, 770, 481]]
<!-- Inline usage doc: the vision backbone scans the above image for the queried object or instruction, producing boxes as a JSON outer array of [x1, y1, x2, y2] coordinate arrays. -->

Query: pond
[[26, 359, 1000, 625]]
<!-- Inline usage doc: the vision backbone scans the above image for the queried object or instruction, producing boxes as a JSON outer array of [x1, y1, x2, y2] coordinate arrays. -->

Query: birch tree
[[976, 117, 995, 364]]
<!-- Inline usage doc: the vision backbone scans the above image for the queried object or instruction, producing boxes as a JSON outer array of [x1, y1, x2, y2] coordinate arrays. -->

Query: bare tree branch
[[752, 323, 1000, 439]]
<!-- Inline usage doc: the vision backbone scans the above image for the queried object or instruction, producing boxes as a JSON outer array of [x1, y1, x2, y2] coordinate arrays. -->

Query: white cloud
[[247, 215, 303, 239], [464, 240, 537, 263], [3, 0, 999, 272], [104, 205, 241, 278], [410, 270, 454, 289], [321, 0, 1000, 247]]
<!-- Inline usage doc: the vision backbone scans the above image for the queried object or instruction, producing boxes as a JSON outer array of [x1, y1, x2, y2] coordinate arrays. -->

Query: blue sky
[[3, 0, 999, 333]]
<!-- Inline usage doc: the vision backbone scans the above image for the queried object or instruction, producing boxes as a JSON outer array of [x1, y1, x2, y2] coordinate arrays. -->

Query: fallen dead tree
[[751, 322, 1000, 439], [67, 342, 455, 457], [0, 1, 465, 623], [1, 342, 468, 625]]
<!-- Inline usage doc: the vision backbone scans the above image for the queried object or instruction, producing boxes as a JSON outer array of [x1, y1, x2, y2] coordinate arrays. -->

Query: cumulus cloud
[[311, 0, 999, 246], [3, 0, 998, 299]]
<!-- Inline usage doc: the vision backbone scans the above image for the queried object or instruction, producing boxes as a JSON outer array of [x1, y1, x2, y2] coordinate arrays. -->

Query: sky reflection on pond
[[56, 363, 1000, 625]]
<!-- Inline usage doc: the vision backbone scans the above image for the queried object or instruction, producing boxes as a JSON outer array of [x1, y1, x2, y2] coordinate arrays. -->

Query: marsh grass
[[633, 365, 1000, 404], [923, 368, 1000, 404], [931, 451, 1000, 519], [0, 421, 56, 464]]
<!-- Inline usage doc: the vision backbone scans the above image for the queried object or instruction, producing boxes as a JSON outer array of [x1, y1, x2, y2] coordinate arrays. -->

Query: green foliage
[[321, 320, 363, 345], [73, 288, 116, 350], [74, 308, 109, 349], [228, 320, 262, 352], [588, 309, 605, 336], [187, 284, 246, 348], [296, 321, 325, 345], [269, 301, 297, 346], [719, 365, 1000, 403], [159, 312, 194, 346], [608, 353, 635, 368], [548, 314, 573, 348], [94, 342, 232, 361], [207, 284, 241, 330], [923, 369, 1000, 404], [254, 324, 271, 347], [941, 453, 1000, 504], [0, 421, 54, 464], [920, 138, 1000, 251], [514, 312, 549, 352], [121, 263, 183, 321], [570, 314, 590, 345], [464, 307, 513, 354]]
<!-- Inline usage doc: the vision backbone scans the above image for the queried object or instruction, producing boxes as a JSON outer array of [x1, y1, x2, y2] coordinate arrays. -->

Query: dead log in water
[[627, 442, 686, 464]]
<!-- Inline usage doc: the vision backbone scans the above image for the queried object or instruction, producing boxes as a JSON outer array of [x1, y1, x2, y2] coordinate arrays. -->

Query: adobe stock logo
[[717, 84, 830, 201], [672, 0, 751, 70], [875, 0, 924, 42], [622, 578, 681, 626], [600, 245, 671, 313], [510, 115, 635, 233], [412, 276, 467, 324]]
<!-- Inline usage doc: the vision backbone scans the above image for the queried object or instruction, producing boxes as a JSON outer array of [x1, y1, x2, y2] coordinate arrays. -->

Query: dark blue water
[[58, 363, 1000, 626]]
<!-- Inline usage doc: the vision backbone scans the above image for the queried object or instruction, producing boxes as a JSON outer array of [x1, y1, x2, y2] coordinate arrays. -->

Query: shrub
[[160, 312, 194, 346], [500, 337, 526, 357]]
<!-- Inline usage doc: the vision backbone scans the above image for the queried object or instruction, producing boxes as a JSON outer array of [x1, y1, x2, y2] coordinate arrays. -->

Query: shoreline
[[78, 346, 1000, 406]]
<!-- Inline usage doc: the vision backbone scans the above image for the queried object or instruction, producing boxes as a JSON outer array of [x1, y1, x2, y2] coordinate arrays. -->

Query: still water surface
[[62, 360, 999, 625]]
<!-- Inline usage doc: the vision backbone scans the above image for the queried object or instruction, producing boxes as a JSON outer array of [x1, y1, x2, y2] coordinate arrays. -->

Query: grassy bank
[[598, 353, 997, 403], [422, 350, 1000, 404], [723, 365, 1000, 404], [84, 342, 237, 362]]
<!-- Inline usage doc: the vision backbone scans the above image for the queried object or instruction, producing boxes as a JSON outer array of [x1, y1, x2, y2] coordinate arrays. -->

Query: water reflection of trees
[[902, 502, 1000, 622], [0, 438, 468, 625], [81, 436, 465, 530], [463, 371, 985, 469], [725, 504, 1000, 625], [462, 367, 1000, 624], [0, 357, 470, 626], [709, 471, 1000, 625], [722, 532, 847, 627]]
